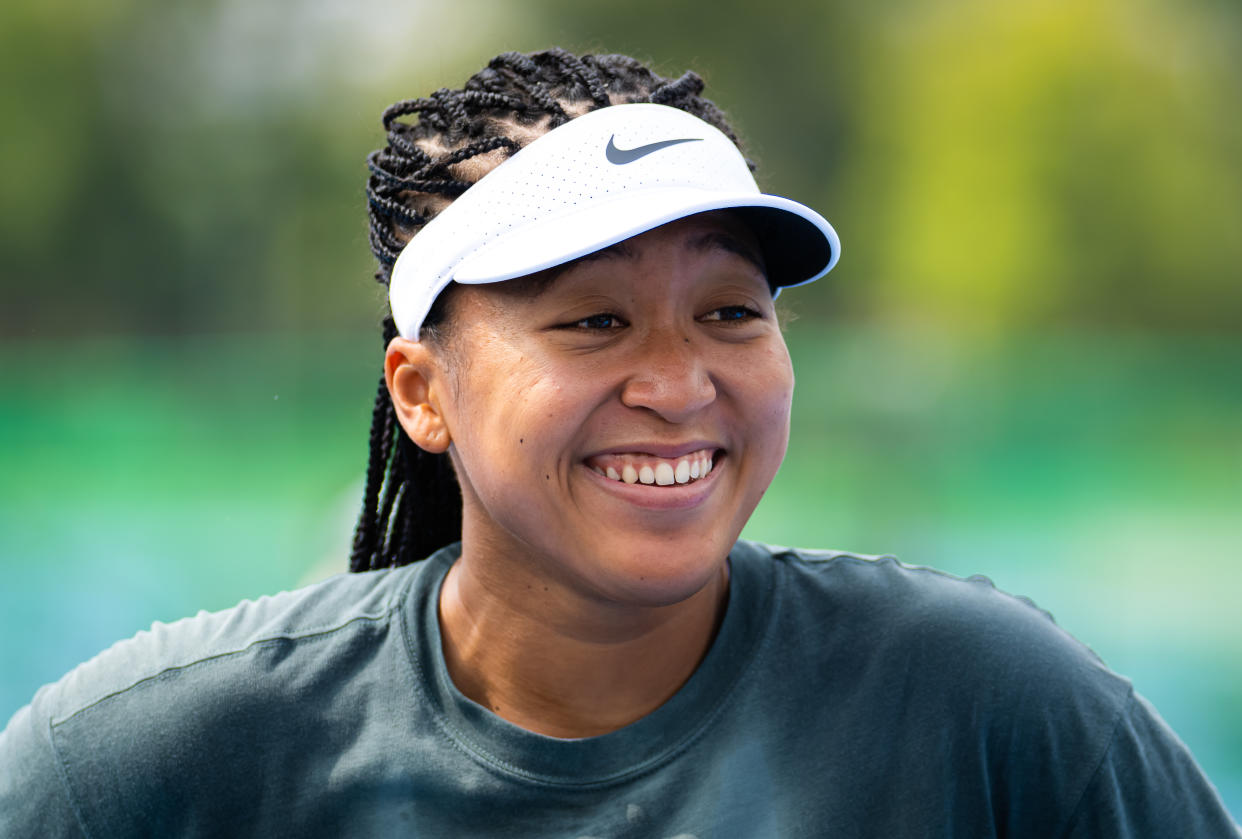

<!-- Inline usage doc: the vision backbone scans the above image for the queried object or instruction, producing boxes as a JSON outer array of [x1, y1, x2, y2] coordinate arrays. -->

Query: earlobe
[[385, 337, 452, 454]]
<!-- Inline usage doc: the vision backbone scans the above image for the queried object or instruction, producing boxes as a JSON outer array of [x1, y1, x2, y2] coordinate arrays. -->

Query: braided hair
[[351, 48, 752, 572]]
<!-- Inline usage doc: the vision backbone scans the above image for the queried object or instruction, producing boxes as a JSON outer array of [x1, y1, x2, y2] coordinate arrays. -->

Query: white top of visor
[[387, 103, 840, 339]]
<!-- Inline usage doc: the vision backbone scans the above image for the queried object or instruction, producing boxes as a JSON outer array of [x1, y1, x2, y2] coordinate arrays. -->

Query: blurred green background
[[2, 0, 1239, 817]]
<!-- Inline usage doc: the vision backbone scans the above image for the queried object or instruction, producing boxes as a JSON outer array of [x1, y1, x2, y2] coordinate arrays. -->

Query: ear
[[385, 336, 452, 454]]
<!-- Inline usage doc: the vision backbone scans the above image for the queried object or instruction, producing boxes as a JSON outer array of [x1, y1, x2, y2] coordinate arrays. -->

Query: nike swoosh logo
[[605, 136, 703, 165]]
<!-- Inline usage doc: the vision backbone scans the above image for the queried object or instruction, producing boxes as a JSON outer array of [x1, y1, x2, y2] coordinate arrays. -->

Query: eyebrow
[[687, 230, 767, 276]]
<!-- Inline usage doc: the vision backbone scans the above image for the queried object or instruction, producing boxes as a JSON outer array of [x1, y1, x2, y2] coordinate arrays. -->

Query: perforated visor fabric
[[387, 104, 839, 339]]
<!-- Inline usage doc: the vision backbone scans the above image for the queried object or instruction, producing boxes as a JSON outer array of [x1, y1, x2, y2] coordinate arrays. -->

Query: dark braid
[[351, 47, 751, 571], [421, 136, 522, 180]]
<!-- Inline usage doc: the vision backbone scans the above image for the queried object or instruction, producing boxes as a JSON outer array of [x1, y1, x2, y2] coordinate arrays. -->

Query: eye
[[568, 313, 626, 330], [701, 305, 762, 323]]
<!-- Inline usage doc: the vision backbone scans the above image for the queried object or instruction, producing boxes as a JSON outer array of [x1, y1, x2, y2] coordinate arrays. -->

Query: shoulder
[[738, 539, 1131, 721], [730, 541, 1240, 835], [1, 556, 444, 837], [745, 539, 1064, 637], [31, 563, 421, 728], [737, 541, 1131, 831]]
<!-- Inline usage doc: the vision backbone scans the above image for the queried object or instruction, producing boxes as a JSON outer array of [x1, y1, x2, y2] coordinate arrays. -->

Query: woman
[[2, 48, 1236, 837]]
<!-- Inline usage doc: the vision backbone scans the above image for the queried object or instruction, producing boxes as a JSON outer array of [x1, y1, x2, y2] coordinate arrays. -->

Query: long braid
[[352, 48, 750, 571], [350, 317, 400, 572]]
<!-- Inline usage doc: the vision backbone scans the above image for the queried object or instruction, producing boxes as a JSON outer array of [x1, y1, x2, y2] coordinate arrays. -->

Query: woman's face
[[408, 211, 794, 608]]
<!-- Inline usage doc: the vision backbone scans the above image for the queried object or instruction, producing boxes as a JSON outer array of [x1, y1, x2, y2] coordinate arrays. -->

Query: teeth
[[654, 462, 675, 485], [588, 449, 719, 487]]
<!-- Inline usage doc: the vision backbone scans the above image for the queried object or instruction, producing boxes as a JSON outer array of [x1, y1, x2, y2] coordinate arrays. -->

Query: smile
[[584, 448, 717, 486]]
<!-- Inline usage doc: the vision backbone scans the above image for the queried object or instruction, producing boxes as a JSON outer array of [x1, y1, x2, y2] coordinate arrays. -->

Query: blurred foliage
[[2, 0, 1240, 337], [531, 0, 1242, 332], [0, 0, 511, 335], [854, 0, 1242, 331]]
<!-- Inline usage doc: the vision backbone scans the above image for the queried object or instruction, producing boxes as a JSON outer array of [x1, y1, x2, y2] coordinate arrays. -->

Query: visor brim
[[452, 188, 839, 289]]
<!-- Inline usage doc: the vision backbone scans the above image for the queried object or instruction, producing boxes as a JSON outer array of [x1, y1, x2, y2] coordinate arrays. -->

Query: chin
[[588, 533, 736, 608]]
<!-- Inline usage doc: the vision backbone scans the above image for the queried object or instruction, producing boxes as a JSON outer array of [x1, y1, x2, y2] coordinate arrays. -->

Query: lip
[[579, 450, 725, 511]]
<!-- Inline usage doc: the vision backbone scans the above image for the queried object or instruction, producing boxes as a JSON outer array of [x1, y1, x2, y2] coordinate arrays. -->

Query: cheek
[[749, 343, 796, 434], [450, 355, 586, 486]]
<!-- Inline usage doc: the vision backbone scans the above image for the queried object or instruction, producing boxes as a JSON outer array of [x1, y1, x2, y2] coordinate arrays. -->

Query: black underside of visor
[[729, 206, 834, 291]]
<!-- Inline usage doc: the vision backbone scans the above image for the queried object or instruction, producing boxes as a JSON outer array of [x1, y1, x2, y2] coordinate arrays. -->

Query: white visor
[[388, 103, 840, 339]]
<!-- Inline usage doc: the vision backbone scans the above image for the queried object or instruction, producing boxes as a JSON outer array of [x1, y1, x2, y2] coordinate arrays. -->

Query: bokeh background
[[2, 0, 1239, 817]]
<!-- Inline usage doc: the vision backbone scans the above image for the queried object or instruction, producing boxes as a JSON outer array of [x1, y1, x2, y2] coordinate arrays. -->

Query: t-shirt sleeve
[[0, 699, 89, 838], [1059, 690, 1240, 838]]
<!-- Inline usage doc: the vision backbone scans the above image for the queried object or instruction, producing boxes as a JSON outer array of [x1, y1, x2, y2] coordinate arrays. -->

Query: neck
[[437, 544, 730, 739]]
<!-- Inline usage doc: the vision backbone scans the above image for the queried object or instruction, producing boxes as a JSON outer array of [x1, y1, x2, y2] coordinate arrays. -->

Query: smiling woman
[[1, 47, 1237, 838], [395, 213, 794, 737]]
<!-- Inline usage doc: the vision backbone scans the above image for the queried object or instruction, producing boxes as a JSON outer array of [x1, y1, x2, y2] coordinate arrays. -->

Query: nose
[[619, 329, 717, 422]]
